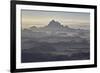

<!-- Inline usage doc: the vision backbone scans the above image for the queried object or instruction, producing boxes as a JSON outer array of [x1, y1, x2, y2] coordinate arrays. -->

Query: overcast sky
[[21, 9, 90, 29]]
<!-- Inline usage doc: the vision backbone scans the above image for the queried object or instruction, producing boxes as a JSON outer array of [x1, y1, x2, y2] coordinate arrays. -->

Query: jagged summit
[[47, 20, 64, 28], [30, 20, 70, 30]]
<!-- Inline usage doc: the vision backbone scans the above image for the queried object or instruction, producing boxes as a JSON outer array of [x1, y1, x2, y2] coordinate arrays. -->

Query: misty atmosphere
[[21, 19, 90, 63]]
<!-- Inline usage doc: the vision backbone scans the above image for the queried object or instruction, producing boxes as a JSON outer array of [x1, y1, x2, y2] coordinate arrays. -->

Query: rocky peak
[[47, 20, 63, 28]]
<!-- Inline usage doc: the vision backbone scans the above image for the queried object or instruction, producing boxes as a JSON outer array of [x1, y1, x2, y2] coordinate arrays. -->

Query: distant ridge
[[30, 20, 69, 29]]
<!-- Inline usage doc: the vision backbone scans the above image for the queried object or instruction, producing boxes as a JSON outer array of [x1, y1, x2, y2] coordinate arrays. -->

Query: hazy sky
[[21, 9, 90, 29]]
